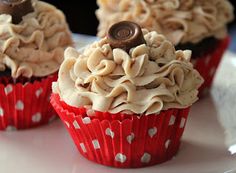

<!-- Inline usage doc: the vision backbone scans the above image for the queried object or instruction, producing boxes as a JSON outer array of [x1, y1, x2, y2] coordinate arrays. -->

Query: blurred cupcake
[[96, 0, 234, 95], [0, 0, 72, 130], [51, 21, 203, 168]]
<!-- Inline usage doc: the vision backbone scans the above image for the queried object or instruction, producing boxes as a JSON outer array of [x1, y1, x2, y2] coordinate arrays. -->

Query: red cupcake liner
[[51, 93, 190, 168], [0, 74, 58, 130], [192, 37, 230, 96]]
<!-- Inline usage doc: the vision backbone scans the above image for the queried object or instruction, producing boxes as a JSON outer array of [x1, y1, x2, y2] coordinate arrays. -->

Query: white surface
[[211, 51, 236, 152], [0, 35, 236, 173]]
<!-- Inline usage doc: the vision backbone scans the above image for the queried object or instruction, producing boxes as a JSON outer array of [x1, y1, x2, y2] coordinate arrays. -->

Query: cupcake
[[0, 0, 72, 130], [51, 21, 203, 168], [96, 0, 234, 95]]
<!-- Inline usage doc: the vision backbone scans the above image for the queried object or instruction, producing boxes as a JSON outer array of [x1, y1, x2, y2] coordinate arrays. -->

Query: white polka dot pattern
[[115, 153, 126, 163], [0, 107, 4, 117], [0, 74, 57, 130], [15, 100, 24, 111], [73, 120, 80, 129], [165, 139, 171, 149], [148, 127, 157, 138], [92, 139, 100, 149], [126, 133, 135, 144], [52, 100, 191, 167], [6, 126, 17, 131], [82, 117, 91, 124], [141, 153, 151, 163], [64, 121, 70, 128], [105, 128, 114, 138], [32, 112, 42, 123], [86, 109, 95, 117], [4, 85, 13, 95], [80, 143, 87, 153], [180, 118, 186, 128], [169, 115, 176, 126], [35, 88, 43, 98]]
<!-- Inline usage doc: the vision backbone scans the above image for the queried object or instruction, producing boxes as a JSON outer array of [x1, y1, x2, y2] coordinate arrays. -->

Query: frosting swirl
[[96, 0, 234, 45], [0, 0, 72, 78], [53, 30, 203, 115]]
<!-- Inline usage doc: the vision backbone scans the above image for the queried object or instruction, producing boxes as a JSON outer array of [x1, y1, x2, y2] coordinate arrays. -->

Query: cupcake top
[[0, 0, 72, 78], [96, 0, 234, 45], [53, 21, 203, 115]]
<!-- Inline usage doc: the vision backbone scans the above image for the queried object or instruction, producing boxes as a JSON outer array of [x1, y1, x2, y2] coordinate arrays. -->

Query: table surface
[[0, 35, 236, 173]]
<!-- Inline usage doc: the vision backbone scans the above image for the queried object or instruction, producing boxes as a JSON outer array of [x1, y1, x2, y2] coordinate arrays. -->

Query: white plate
[[0, 35, 236, 173]]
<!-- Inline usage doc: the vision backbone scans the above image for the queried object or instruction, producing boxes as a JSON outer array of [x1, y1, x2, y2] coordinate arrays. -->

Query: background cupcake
[[51, 21, 203, 168], [0, 0, 72, 130], [96, 0, 234, 95]]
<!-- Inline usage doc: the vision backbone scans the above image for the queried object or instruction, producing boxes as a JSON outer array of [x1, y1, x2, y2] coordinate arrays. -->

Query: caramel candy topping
[[0, 0, 34, 24], [107, 21, 146, 52]]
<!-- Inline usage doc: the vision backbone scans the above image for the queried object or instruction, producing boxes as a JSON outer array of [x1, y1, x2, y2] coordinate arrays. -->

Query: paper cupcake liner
[[0, 74, 58, 130], [51, 93, 190, 168], [191, 37, 230, 96]]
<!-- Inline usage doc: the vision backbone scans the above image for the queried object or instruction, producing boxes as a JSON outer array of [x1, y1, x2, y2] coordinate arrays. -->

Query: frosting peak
[[96, 0, 234, 45], [53, 30, 203, 115]]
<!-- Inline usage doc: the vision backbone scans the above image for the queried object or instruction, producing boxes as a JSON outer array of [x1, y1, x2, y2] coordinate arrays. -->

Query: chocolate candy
[[107, 21, 146, 52], [0, 0, 34, 24]]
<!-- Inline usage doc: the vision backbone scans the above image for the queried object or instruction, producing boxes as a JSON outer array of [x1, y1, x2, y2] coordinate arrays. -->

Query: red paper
[[0, 74, 57, 130], [51, 93, 190, 168], [192, 37, 230, 96]]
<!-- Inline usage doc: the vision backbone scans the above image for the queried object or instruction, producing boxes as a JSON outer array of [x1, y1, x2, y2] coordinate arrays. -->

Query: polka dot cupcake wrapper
[[51, 94, 190, 168], [192, 36, 230, 96], [0, 74, 58, 130]]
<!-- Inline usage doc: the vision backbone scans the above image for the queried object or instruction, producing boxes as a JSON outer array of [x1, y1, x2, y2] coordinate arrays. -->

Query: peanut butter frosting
[[96, 0, 234, 45], [53, 30, 203, 115], [0, 0, 72, 78]]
